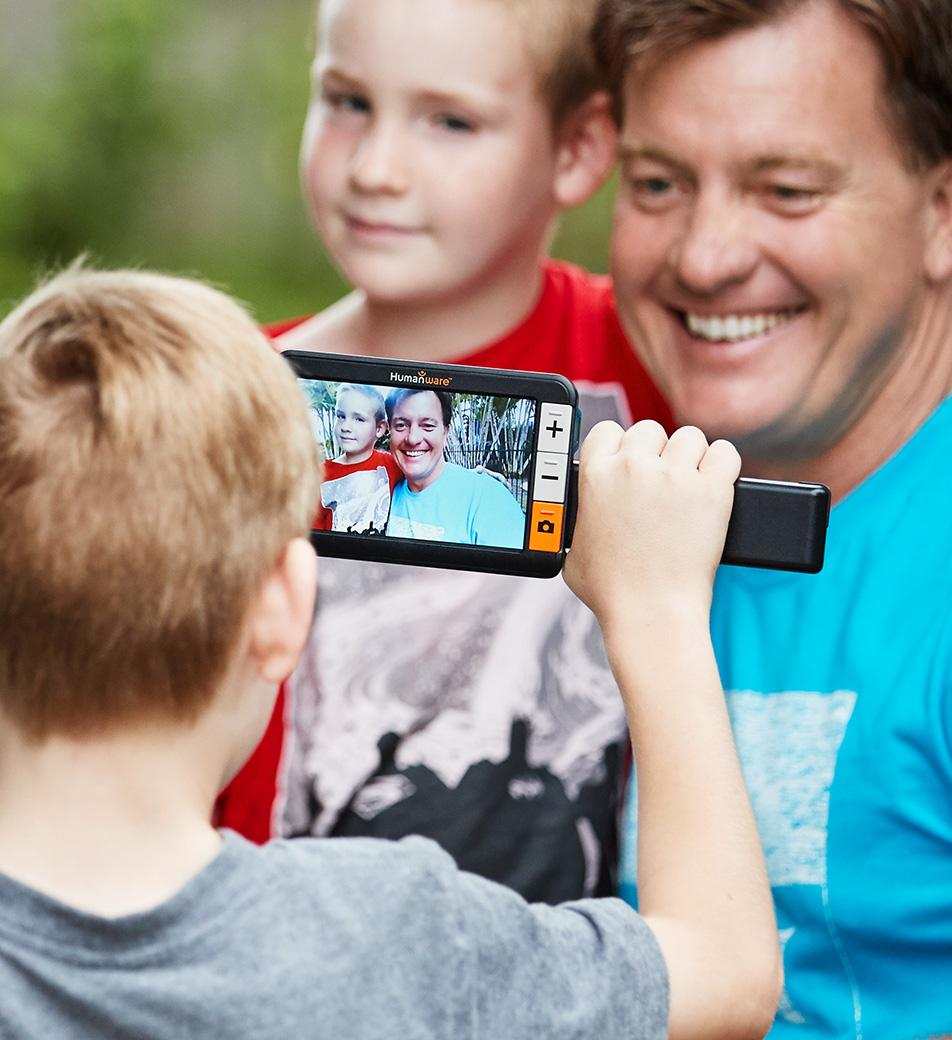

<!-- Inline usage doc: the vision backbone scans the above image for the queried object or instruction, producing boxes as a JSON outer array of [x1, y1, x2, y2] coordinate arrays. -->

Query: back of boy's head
[[0, 266, 319, 743], [315, 0, 606, 125]]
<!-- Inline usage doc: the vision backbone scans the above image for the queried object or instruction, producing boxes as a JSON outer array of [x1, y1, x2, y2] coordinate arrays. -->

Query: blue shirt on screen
[[387, 461, 525, 548], [620, 396, 952, 1039]]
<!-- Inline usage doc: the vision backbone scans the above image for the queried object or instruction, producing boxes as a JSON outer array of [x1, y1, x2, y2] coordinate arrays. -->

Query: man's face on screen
[[388, 391, 449, 491]]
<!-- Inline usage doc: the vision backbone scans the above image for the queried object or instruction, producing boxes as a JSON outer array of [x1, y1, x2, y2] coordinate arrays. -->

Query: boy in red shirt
[[218, 0, 669, 900], [313, 383, 401, 533]]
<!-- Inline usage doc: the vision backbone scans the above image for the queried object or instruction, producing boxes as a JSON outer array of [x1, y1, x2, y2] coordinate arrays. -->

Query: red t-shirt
[[313, 450, 403, 531], [214, 260, 669, 849]]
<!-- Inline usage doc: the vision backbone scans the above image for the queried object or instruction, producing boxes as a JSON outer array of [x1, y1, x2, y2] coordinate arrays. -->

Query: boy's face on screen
[[302, 0, 560, 303], [334, 389, 384, 461], [388, 392, 449, 491]]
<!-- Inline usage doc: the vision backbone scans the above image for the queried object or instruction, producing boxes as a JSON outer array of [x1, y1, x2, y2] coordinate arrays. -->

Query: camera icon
[[536, 519, 556, 535]]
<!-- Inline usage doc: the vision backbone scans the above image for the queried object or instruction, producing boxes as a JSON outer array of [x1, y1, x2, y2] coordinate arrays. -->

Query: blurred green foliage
[[0, 0, 614, 324]]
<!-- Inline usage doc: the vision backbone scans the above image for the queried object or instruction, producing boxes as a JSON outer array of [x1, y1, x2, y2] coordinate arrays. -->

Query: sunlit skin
[[283, 0, 614, 359], [302, 0, 560, 309], [333, 389, 386, 463], [611, 0, 952, 498], [387, 391, 449, 492]]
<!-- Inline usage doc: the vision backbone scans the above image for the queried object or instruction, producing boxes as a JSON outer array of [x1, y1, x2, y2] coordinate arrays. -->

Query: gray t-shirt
[[0, 831, 667, 1039]]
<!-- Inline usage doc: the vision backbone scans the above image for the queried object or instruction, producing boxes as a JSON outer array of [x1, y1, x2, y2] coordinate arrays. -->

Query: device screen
[[298, 377, 536, 550]]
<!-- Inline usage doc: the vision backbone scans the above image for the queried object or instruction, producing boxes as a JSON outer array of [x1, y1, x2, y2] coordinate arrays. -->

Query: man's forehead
[[393, 393, 441, 417], [616, 5, 895, 169], [618, 140, 847, 180]]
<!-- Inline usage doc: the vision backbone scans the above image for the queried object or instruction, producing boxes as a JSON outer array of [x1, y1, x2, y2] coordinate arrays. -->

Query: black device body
[[285, 350, 830, 578]]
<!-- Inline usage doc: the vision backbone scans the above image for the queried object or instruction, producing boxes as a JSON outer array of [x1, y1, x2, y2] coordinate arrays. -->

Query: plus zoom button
[[538, 403, 573, 454]]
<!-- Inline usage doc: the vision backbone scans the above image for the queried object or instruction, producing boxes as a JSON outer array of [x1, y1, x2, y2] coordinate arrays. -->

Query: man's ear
[[924, 160, 952, 283], [552, 91, 618, 210], [249, 537, 318, 684]]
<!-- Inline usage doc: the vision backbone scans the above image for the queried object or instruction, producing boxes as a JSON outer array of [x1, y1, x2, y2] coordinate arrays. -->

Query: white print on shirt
[[322, 467, 392, 534], [624, 690, 857, 887], [726, 690, 856, 886], [385, 514, 445, 541], [778, 927, 807, 1025], [350, 775, 417, 821], [277, 387, 636, 896], [625, 689, 858, 1030]]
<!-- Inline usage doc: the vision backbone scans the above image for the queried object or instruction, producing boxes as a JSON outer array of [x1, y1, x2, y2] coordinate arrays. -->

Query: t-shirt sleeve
[[471, 474, 527, 549], [380, 450, 404, 492], [444, 850, 669, 1038]]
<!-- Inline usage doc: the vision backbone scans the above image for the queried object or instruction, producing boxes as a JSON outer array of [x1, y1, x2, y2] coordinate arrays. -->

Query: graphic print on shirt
[[278, 387, 633, 902], [622, 688, 857, 1029], [321, 466, 393, 534]]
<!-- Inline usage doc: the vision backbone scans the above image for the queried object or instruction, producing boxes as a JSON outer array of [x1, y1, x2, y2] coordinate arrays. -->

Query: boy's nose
[[349, 122, 409, 196]]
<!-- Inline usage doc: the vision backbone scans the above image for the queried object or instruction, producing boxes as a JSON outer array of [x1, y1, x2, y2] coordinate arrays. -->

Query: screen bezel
[[283, 350, 578, 578]]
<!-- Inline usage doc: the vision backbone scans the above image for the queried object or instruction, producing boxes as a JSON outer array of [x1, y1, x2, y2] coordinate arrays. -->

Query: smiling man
[[595, 0, 952, 1036], [384, 388, 526, 547]]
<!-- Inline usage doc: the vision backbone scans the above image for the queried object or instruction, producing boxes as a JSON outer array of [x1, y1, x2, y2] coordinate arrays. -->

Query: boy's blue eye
[[636, 177, 672, 195], [324, 89, 371, 115], [437, 114, 475, 133]]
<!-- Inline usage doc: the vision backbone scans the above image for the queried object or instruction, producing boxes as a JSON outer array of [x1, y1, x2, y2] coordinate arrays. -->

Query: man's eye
[[335, 411, 346, 420], [765, 184, 822, 212], [625, 175, 681, 211], [436, 113, 475, 133]]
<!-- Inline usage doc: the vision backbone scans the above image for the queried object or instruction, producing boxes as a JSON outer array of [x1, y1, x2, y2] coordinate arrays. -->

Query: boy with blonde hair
[[220, 0, 670, 904], [0, 267, 778, 1040], [314, 383, 401, 533]]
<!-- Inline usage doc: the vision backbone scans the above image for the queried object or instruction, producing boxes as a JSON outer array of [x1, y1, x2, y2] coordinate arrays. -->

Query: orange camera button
[[528, 502, 564, 552]]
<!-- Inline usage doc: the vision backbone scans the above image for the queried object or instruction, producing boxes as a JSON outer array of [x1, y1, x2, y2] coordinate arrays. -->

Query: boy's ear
[[924, 160, 952, 283], [248, 537, 318, 684], [552, 91, 617, 210]]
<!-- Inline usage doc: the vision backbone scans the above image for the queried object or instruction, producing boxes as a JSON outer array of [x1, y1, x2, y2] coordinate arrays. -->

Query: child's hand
[[564, 420, 740, 626]]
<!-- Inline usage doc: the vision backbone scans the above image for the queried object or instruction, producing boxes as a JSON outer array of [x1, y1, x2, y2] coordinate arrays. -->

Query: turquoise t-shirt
[[387, 461, 526, 548], [620, 397, 952, 1039]]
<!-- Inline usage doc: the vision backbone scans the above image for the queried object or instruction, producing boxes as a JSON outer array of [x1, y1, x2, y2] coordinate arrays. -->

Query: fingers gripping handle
[[564, 460, 830, 574]]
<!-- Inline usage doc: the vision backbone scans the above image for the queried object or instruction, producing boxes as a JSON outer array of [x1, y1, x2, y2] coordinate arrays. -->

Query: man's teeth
[[403, 450, 427, 458], [685, 310, 799, 342]]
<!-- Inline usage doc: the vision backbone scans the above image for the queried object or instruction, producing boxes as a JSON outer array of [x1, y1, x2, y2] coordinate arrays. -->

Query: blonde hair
[[315, 0, 606, 125], [499, 0, 607, 124], [0, 265, 319, 741]]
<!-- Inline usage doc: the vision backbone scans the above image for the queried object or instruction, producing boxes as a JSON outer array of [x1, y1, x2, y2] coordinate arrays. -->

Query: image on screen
[[298, 378, 536, 549]]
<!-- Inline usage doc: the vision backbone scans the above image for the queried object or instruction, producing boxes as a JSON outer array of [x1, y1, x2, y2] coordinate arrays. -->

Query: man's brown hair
[[593, 0, 952, 167], [0, 266, 319, 741]]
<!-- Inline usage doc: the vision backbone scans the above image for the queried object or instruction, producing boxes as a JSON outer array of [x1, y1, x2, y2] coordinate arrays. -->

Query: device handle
[[564, 460, 830, 574]]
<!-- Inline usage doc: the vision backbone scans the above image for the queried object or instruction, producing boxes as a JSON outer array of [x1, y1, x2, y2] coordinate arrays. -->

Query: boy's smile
[[301, 0, 560, 304]]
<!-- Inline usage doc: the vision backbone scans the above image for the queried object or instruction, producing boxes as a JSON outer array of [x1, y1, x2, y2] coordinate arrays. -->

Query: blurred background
[[0, 0, 615, 325]]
